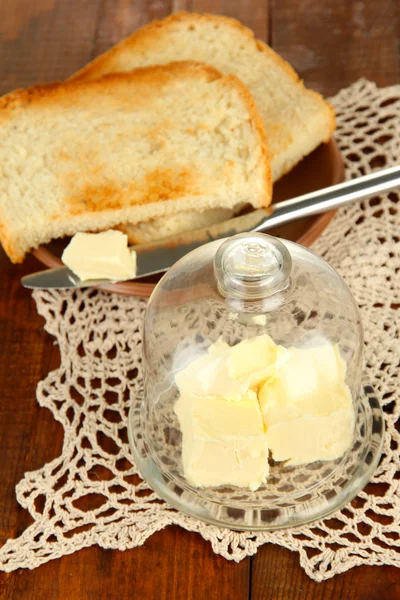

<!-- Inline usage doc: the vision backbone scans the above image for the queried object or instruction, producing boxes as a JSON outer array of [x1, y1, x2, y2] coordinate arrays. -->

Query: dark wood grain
[[251, 0, 400, 597], [1, 523, 249, 600], [251, 545, 400, 600], [0, 0, 103, 94], [270, 0, 400, 96], [191, 0, 269, 40], [91, 0, 174, 63], [0, 0, 400, 598], [0, 0, 250, 598], [0, 245, 250, 600]]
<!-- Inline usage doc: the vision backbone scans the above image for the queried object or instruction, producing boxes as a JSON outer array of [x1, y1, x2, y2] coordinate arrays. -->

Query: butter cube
[[259, 343, 354, 465], [228, 334, 287, 389], [266, 408, 355, 465], [62, 230, 136, 281], [175, 341, 244, 398], [259, 344, 348, 423], [192, 390, 265, 440], [251, 314, 267, 326], [175, 335, 285, 399], [175, 391, 269, 490], [181, 435, 270, 491]]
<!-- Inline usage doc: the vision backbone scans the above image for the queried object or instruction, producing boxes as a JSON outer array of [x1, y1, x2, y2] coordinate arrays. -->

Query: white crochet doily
[[0, 80, 399, 581]]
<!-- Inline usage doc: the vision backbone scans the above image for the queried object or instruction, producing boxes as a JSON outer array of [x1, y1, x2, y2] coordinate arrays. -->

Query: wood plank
[[252, 0, 400, 595], [91, 0, 175, 61], [0, 0, 103, 94], [0, 1, 250, 597], [90, 0, 269, 59], [191, 0, 269, 41], [172, 0, 193, 14], [2, 526, 249, 600], [251, 545, 400, 600], [1, 0, 399, 597], [270, 0, 400, 96], [0, 249, 65, 570], [0, 253, 250, 600]]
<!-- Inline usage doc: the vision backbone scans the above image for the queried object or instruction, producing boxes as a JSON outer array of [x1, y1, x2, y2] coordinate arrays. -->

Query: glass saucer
[[128, 384, 384, 531]]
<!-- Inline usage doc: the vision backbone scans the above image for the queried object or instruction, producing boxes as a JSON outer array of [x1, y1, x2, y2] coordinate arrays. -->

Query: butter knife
[[21, 164, 400, 289]]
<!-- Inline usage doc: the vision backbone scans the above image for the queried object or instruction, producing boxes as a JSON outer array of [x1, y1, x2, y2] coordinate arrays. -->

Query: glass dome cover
[[128, 233, 384, 530]]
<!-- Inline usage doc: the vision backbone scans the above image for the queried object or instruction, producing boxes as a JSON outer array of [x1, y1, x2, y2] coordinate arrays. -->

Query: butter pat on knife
[[62, 231, 137, 281]]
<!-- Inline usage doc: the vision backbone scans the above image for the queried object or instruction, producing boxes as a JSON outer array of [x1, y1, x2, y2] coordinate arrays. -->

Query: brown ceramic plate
[[32, 138, 344, 297]]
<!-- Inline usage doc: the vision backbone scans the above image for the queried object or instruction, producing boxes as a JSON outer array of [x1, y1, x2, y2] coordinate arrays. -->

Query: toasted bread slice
[[73, 12, 335, 182], [0, 62, 270, 263], [73, 12, 335, 245]]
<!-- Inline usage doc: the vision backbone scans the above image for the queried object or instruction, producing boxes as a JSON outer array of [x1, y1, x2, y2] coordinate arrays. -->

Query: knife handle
[[255, 164, 400, 232]]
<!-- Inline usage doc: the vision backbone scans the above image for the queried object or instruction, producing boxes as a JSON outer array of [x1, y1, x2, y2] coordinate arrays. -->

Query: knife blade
[[21, 210, 270, 289], [21, 164, 400, 290]]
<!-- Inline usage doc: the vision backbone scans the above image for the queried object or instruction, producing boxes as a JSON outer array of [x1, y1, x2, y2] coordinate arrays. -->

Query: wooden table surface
[[1, 1, 400, 598]]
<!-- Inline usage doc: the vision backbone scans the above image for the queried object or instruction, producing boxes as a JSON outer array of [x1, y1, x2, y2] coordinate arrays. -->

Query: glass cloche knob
[[214, 233, 292, 299]]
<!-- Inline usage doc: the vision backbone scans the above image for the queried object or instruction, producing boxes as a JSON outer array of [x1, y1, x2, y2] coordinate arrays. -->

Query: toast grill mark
[[65, 167, 198, 214]]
